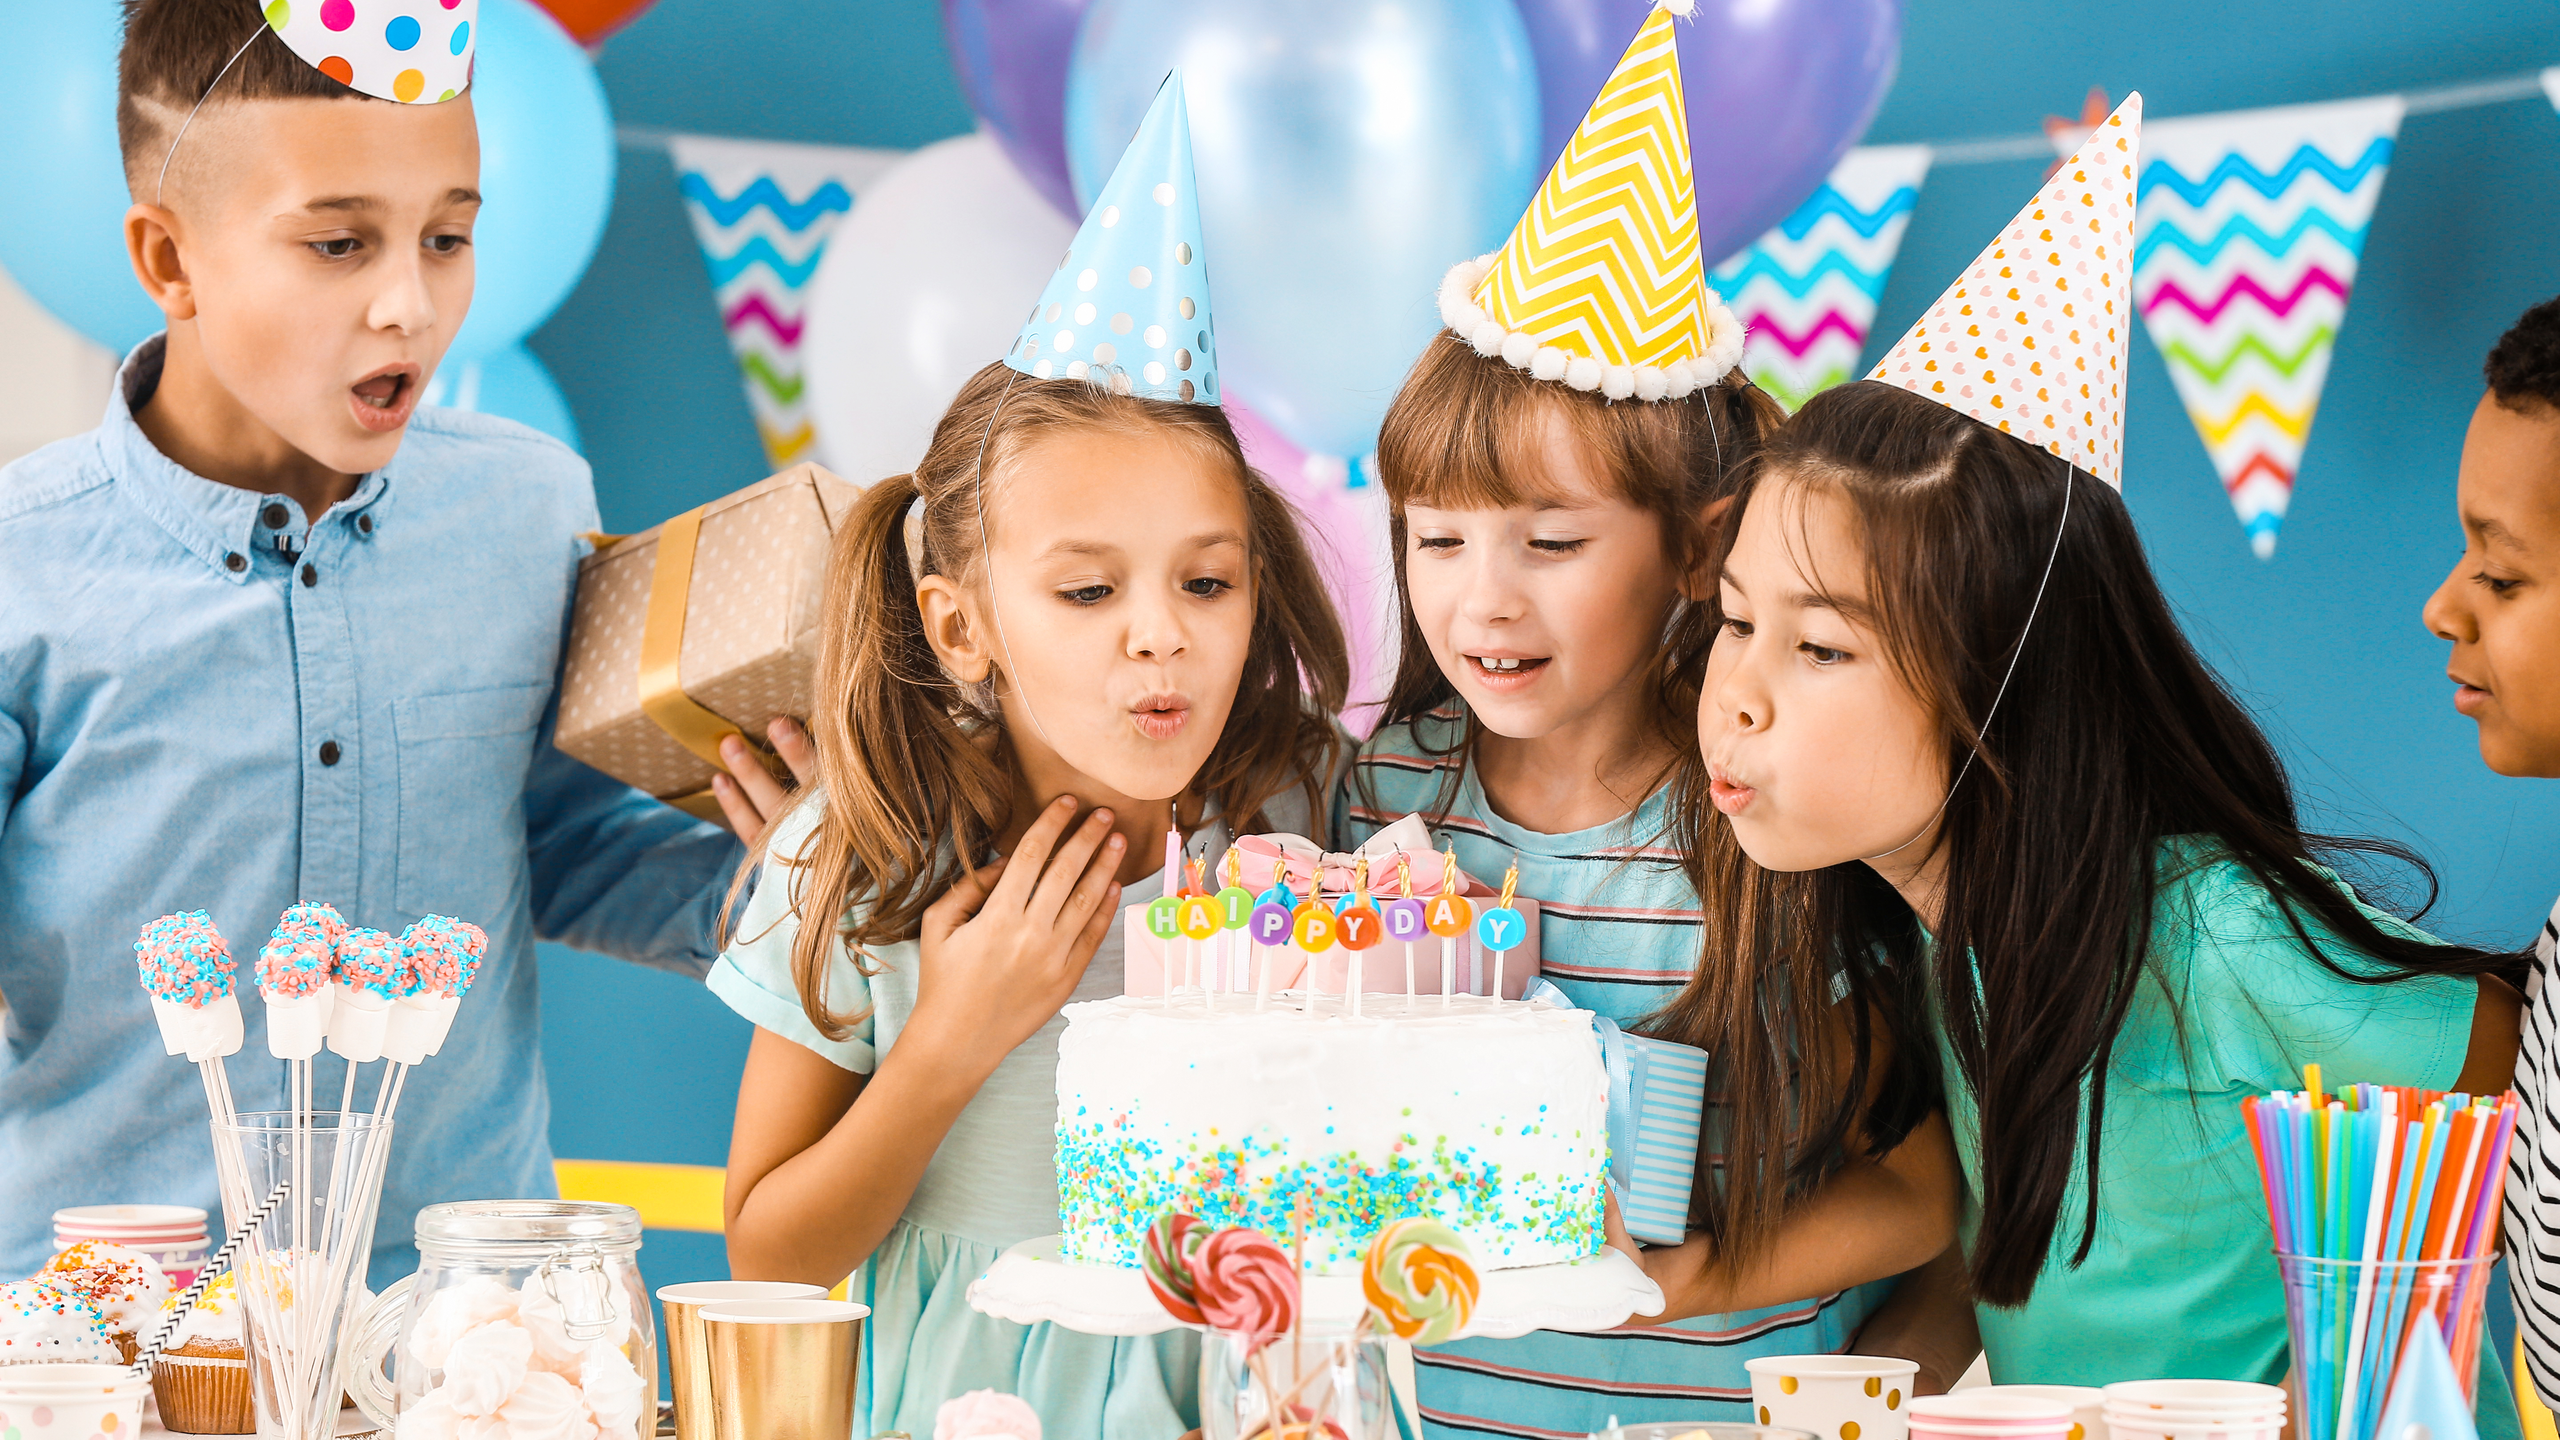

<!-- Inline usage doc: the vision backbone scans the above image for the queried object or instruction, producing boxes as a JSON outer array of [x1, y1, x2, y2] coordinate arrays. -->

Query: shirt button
[[356, 514, 374, 536], [319, 741, 343, 766], [300, 563, 319, 587], [223, 552, 246, 573], [262, 503, 289, 529]]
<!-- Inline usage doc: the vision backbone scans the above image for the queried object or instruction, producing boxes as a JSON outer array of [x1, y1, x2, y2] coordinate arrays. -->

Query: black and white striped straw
[[131, 1180, 289, 1375]]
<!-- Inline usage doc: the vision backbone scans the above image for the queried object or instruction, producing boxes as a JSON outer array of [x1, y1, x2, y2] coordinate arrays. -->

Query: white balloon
[[805, 132, 1077, 487]]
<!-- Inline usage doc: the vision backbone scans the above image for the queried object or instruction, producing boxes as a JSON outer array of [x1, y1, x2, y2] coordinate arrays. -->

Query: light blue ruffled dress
[[708, 795, 1295, 1439]]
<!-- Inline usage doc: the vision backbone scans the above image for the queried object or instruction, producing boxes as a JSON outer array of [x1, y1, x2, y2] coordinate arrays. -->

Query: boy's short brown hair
[[118, 0, 366, 193]]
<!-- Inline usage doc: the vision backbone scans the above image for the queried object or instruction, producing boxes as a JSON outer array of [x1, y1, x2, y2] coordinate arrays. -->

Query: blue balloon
[[0, 4, 170, 355], [451, 0, 616, 360], [1065, 0, 1539, 462], [421, 343, 583, 451]]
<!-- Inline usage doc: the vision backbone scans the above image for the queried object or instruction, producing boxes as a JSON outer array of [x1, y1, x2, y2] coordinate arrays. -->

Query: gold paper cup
[[699, 1298, 866, 1440], [657, 1281, 828, 1440]]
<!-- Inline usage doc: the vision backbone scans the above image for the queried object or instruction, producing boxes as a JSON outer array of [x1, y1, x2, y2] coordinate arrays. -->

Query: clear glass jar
[[1200, 1321, 1389, 1440], [346, 1200, 657, 1438]]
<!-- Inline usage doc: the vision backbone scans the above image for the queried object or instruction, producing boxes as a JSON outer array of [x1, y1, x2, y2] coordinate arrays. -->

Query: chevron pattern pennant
[[2133, 96, 2402, 558], [1710, 145, 1933, 412], [1473, 3, 1709, 374], [669, 136, 903, 468]]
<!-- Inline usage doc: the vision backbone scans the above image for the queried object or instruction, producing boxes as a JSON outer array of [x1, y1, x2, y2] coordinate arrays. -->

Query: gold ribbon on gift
[[635, 507, 773, 821]]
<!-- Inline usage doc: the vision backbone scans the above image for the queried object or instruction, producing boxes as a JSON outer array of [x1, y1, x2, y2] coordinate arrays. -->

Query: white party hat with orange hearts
[[265, 0, 477, 105], [1869, 93, 2142, 487], [1436, 0, 1745, 402]]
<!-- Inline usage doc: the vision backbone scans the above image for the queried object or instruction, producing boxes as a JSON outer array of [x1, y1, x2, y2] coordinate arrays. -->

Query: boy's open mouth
[[349, 364, 421, 434]]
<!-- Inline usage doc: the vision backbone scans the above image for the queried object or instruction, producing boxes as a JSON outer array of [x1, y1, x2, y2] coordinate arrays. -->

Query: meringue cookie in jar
[[344, 1200, 655, 1439]]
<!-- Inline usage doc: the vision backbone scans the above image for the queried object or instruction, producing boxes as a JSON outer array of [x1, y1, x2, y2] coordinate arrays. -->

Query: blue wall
[[532, 0, 2560, 1297]]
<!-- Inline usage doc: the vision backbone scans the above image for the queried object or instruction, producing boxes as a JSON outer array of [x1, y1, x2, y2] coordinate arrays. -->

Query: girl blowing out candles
[[1647, 97, 2523, 1401], [706, 79, 1345, 1440]]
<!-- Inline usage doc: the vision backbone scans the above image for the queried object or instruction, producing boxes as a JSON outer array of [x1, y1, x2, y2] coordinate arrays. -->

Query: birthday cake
[[1054, 990, 1610, 1275]]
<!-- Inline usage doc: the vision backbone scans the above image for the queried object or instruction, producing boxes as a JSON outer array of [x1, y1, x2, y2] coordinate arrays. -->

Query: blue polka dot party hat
[[265, 0, 476, 105], [1004, 71, 1218, 404]]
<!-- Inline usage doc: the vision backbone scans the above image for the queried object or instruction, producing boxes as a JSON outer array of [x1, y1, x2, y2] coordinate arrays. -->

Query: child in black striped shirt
[[2425, 295, 2560, 1404]]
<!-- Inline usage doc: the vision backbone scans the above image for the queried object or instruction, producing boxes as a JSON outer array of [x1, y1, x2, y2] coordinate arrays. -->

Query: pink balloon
[[1225, 395, 1398, 735]]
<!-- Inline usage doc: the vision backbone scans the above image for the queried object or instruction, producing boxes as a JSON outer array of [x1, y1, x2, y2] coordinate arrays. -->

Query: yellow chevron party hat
[[1436, 0, 1743, 402], [1869, 94, 2143, 488]]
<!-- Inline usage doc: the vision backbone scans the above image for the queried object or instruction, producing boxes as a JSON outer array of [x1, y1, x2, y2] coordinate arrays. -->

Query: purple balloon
[[942, 0, 1089, 218], [1514, 0, 1901, 268]]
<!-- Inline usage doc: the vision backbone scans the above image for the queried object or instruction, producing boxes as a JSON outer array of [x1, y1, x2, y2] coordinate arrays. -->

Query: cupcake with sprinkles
[[0, 1276, 119, 1365], [135, 910, 243, 1063], [258, 902, 344, 1060], [327, 927, 409, 1063], [383, 915, 487, 1064], [149, 1272, 252, 1434], [42, 1240, 170, 1362]]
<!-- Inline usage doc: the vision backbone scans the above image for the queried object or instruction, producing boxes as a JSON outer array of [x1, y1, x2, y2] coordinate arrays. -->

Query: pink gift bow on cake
[[1228, 814, 1493, 895]]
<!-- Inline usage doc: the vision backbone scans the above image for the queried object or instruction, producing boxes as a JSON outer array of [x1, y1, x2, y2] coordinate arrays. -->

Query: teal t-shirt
[[1941, 839, 2489, 1391]]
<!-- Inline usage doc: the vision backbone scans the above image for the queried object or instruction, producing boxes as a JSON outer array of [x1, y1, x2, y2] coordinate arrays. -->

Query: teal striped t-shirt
[[1334, 711, 1890, 1440]]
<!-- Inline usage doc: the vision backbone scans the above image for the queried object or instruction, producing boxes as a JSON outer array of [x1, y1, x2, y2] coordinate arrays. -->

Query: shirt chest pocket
[[394, 683, 549, 917]]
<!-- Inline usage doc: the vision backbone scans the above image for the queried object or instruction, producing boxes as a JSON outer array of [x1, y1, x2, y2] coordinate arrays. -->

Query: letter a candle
[[1424, 847, 1473, 1005]]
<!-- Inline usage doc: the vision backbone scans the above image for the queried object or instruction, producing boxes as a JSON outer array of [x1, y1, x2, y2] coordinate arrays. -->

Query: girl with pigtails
[[708, 81, 1347, 1438]]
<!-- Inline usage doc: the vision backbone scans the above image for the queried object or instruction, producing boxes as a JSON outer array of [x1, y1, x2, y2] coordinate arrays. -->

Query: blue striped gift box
[[1611, 1031, 1709, 1245]]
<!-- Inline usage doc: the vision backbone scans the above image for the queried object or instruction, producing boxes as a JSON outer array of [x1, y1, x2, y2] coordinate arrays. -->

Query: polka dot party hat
[[1004, 71, 1217, 403], [264, 0, 476, 105], [1868, 93, 2143, 488], [1436, 0, 1744, 402]]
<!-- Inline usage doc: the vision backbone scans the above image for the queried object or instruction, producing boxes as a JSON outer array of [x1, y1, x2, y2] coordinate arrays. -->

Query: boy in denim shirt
[[0, 0, 801, 1280]]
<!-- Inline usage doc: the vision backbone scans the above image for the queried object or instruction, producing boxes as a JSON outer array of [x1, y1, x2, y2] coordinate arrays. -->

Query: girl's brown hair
[[1364, 332, 1782, 820], [1648, 379, 2518, 1303], [743, 362, 1349, 1037]]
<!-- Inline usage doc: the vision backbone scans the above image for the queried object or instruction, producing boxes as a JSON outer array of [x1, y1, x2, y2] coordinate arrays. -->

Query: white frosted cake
[[1054, 991, 1610, 1274]]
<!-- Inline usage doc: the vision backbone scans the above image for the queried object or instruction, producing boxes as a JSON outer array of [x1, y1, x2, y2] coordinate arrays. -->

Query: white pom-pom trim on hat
[[1436, 254, 1746, 402], [1656, 0, 1697, 15]]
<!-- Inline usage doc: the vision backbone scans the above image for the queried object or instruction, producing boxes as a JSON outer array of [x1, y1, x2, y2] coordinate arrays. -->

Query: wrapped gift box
[[1122, 814, 1543, 997], [555, 463, 860, 816]]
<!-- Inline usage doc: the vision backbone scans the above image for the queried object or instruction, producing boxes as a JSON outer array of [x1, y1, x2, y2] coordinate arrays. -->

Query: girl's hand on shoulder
[[909, 797, 1125, 1064]]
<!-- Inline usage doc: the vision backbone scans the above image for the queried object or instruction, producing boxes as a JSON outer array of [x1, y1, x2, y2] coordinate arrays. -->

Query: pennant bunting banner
[[2132, 96, 2402, 558], [669, 136, 903, 468], [1710, 145, 1934, 412]]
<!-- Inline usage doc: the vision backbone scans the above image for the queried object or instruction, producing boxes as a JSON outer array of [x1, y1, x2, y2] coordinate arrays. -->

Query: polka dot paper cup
[[0, 1362, 149, 1439], [1746, 1356, 1921, 1440]]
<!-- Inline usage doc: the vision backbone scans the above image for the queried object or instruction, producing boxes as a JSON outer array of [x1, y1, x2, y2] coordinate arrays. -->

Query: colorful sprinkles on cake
[[333, 926, 410, 1000], [258, 902, 344, 998], [135, 911, 236, 1007], [1056, 1111, 1604, 1271], [400, 914, 488, 997]]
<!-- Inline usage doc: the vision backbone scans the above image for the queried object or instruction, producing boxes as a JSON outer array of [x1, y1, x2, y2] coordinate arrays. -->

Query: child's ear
[[123, 203, 196, 322], [915, 576, 992, 683], [1677, 495, 1736, 602]]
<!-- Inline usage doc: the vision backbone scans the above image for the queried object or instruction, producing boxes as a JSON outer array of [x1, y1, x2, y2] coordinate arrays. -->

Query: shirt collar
[[104, 334, 395, 584]]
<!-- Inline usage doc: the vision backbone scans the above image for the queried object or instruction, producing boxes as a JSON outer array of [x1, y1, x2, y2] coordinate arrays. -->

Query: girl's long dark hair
[[1652, 380, 2519, 1307]]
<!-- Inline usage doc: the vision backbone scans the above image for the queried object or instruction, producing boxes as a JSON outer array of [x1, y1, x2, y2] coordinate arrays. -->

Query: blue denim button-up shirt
[[0, 338, 740, 1282]]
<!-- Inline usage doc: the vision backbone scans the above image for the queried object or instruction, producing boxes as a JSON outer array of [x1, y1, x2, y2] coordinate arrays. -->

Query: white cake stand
[[966, 1234, 1665, 1340]]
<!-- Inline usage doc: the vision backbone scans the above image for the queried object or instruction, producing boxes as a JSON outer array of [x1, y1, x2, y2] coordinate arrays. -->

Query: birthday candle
[[1216, 848, 1252, 995], [1384, 849, 1423, 1004], [1475, 861, 1523, 1003], [1427, 847, 1473, 1007], [1250, 880, 1295, 1011], [1338, 856, 1383, 1020]]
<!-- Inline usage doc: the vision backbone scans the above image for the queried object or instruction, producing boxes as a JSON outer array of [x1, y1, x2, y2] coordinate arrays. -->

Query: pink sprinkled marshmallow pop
[[326, 928, 407, 1063], [258, 902, 344, 1060], [134, 911, 243, 1062], [382, 916, 487, 1064]]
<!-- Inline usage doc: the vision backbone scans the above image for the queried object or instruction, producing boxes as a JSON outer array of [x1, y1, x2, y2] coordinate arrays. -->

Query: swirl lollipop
[[1191, 1227, 1297, 1355], [1141, 1212, 1209, 1325], [1361, 1218, 1479, 1345]]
